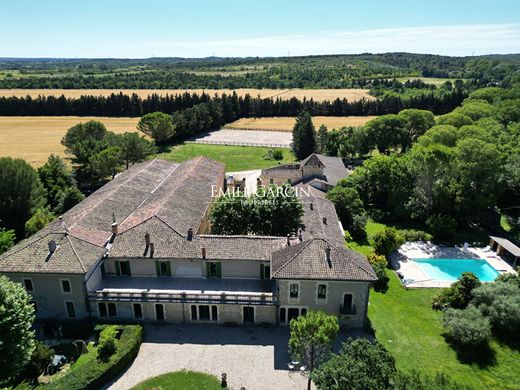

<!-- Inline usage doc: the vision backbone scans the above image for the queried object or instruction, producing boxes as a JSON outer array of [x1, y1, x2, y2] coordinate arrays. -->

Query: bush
[[372, 262, 390, 292], [97, 326, 118, 361], [312, 338, 396, 390], [432, 272, 481, 310], [372, 227, 404, 257], [426, 214, 457, 241], [45, 325, 143, 390], [472, 282, 520, 335], [442, 306, 491, 347], [22, 341, 54, 382], [399, 229, 432, 242], [272, 149, 284, 160]]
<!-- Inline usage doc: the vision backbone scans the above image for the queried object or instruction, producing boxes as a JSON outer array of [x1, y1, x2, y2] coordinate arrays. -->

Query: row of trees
[[0, 87, 467, 118], [1, 53, 516, 89], [327, 86, 520, 240]]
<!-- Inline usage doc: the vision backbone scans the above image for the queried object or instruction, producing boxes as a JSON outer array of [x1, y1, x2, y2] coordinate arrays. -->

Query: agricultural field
[[224, 116, 377, 132], [0, 116, 139, 166], [397, 76, 460, 86], [0, 88, 372, 102]]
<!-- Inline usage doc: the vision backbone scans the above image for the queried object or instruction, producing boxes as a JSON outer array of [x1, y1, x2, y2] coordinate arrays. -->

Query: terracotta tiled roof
[[271, 238, 377, 281]]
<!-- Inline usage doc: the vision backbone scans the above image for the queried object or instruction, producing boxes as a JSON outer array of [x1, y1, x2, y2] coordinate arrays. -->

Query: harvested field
[[0, 116, 139, 166], [0, 88, 373, 102], [224, 116, 377, 132]]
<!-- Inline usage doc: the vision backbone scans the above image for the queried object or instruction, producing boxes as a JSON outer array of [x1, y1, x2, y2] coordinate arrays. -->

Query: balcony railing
[[89, 290, 277, 305], [339, 304, 356, 315]]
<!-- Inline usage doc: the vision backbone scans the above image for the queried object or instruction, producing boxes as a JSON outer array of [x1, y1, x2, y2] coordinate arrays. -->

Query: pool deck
[[391, 242, 517, 288]]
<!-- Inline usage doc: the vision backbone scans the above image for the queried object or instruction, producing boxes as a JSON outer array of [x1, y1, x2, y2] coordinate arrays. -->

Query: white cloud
[[129, 24, 520, 57]]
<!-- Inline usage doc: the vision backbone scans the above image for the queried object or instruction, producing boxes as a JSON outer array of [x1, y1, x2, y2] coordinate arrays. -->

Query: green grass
[[369, 273, 520, 389], [157, 143, 296, 171], [346, 220, 388, 255], [131, 371, 221, 390]]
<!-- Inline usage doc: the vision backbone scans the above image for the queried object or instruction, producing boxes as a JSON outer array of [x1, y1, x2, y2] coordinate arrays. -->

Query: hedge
[[43, 325, 143, 390]]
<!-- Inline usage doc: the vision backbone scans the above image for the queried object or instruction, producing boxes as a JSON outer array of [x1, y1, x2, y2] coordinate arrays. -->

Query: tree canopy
[[0, 275, 36, 385]]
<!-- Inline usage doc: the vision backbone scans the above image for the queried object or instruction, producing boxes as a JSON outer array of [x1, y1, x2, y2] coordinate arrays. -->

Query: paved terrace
[[391, 242, 517, 288], [90, 276, 276, 304]]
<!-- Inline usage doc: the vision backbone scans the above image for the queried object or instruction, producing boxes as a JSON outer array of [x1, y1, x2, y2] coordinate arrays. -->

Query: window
[[155, 304, 165, 321], [191, 305, 197, 320], [289, 283, 299, 299], [287, 308, 299, 322], [23, 279, 33, 292], [156, 261, 171, 277], [211, 305, 218, 321], [269, 178, 274, 184], [98, 303, 107, 318], [287, 178, 291, 184], [108, 303, 117, 317], [317, 284, 327, 300], [301, 308, 307, 316], [116, 261, 131, 276], [65, 301, 76, 318], [260, 264, 270, 279], [343, 294, 353, 309], [30, 300, 38, 313], [133, 303, 143, 319], [280, 308, 286, 323], [61, 279, 71, 294], [207, 262, 221, 278], [199, 305, 210, 321]]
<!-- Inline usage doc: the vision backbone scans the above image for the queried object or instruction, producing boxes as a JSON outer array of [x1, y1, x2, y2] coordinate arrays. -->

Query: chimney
[[326, 246, 332, 268], [111, 222, 118, 235], [298, 228, 303, 242], [149, 243, 155, 259], [187, 228, 193, 241], [322, 217, 327, 225], [287, 234, 291, 246], [48, 240, 57, 254], [201, 247, 206, 259], [310, 202, 314, 210]]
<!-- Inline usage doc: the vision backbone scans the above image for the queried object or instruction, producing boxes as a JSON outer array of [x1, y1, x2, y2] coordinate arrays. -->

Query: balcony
[[89, 276, 277, 305], [339, 304, 356, 315]]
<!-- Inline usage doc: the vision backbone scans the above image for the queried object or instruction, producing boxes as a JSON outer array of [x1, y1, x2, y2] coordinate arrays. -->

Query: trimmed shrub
[[45, 325, 143, 390], [373, 227, 404, 258], [442, 306, 491, 347], [97, 326, 118, 361], [399, 229, 432, 242]]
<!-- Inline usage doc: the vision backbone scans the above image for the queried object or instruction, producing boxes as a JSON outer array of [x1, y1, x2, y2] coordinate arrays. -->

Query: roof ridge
[[66, 234, 88, 273], [271, 239, 313, 278]]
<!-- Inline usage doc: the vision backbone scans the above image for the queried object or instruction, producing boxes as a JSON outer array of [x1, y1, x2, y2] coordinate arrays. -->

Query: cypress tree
[[292, 111, 316, 160]]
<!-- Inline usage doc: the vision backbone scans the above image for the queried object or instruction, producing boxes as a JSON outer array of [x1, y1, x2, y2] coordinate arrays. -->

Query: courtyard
[[105, 323, 357, 390]]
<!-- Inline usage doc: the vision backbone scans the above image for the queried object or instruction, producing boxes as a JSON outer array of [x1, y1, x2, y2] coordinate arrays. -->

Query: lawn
[[369, 272, 520, 389], [131, 371, 221, 390], [157, 143, 296, 172], [345, 220, 388, 255]]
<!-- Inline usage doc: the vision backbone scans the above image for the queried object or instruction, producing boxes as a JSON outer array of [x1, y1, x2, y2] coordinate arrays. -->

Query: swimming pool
[[413, 258, 499, 282]]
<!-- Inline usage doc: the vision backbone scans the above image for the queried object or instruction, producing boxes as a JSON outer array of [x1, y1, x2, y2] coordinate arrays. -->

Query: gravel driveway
[[106, 323, 311, 390]]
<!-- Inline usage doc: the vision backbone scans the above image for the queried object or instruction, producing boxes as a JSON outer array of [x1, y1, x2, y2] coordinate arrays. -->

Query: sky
[[1, 0, 520, 58]]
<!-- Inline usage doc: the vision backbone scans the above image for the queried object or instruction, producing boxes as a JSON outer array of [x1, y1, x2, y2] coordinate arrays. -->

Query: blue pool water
[[413, 258, 499, 282]]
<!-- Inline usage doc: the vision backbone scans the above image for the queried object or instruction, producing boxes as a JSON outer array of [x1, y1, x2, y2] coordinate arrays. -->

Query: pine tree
[[292, 111, 316, 160]]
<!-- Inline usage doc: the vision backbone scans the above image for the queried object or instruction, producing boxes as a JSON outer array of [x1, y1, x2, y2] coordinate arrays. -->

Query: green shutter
[[115, 261, 121, 276], [206, 262, 211, 278], [260, 264, 265, 279], [166, 261, 172, 276], [216, 262, 222, 278], [155, 261, 160, 277], [127, 262, 131, 276]]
